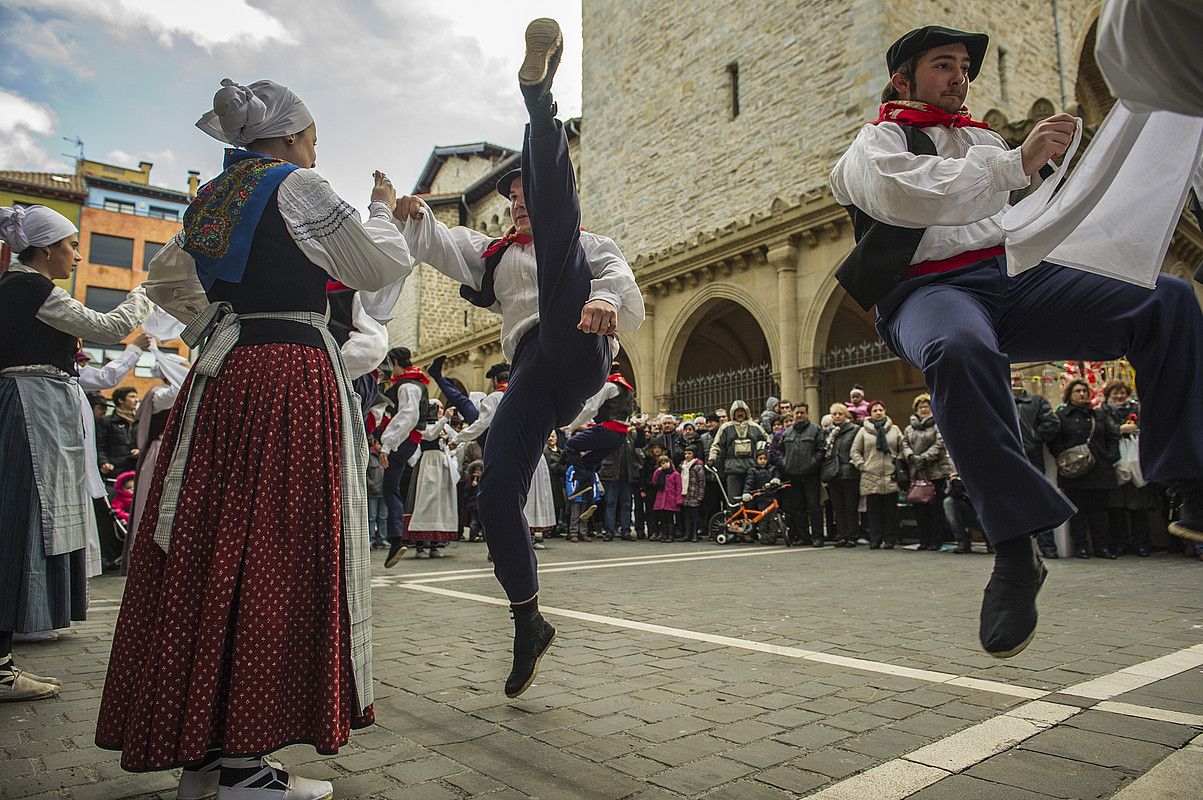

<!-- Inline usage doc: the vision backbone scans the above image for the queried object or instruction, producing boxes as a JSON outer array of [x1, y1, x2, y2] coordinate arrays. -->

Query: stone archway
[[1074, 19, 1116, 131], [666, 297, 776, 414]]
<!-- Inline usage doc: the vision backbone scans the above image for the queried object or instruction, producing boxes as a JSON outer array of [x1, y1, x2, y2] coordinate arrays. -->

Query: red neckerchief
[[326, 279, 349, 292], [495, 381, 508, 392], [874, 100, 991, 130], [607, 373, 634, 393], [481, 229, 533, 259], [390, 367, 429, 386]]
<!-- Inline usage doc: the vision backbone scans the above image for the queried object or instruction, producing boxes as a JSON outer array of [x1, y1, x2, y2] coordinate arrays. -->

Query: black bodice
[[0, 269, 78, 373]]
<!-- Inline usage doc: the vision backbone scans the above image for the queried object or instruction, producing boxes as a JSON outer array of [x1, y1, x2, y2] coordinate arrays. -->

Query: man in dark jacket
[[1011, 371, 1061, 557], [97, 386, 140, 476], [649, 415, 684, 463], [774, 403, 827, 545], [598, 426, 645, 540]]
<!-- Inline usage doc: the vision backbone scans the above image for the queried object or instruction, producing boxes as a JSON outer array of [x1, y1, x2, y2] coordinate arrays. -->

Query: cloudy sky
[[0, 0, 582, 203]]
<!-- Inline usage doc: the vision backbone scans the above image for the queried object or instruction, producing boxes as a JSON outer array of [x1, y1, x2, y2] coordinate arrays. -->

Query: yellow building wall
[[0, 187, 83, 290]]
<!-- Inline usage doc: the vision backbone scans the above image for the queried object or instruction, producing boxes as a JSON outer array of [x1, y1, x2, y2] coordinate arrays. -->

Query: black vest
[[596, 380, 634, 424], [205, 191, 331, 348], [383, 376, 429, 432], [460, 240, 509, 308], [0, 270, 78, 373], [836, 126, 938, 311]]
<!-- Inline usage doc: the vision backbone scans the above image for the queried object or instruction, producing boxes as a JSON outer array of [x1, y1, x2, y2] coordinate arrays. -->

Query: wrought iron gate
[[669, 363, 779, 415]]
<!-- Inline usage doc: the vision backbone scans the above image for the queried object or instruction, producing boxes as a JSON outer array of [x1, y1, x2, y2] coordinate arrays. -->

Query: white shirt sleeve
[[276, 169, 417, 293], [144, 232, 209, 324], [452, 390, 501, 445], [830, 123, 1030, 228], [380, 382, 424, 453], [568, 382, 618, 430], [422, 417, 448, 441], [37, 284, 151, 344], [149, 382, 182, 413], [76, 344, 143, 391], [400, 199, 490, 289], [339, 293, 390, 380], [581, 232, 645, 332]]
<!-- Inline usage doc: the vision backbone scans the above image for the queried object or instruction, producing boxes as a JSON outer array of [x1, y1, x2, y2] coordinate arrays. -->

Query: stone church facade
[[395, 0, 1203, 413]]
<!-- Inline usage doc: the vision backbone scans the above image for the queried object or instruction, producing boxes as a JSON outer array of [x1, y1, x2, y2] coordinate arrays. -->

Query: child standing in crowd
[[111, 472, 136, 528], [679, 445, 706, 543], [463, 461, 485, 542], [565, 465, 598, 543], [366, 441, 388, 549], [743, 448, 780, 495], [651, 454, 682, 541], [642, 441, 665, 539]]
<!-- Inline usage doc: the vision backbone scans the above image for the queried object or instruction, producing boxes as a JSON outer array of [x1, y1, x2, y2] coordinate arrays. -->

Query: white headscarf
[[196, 78, 313, 147], [0, 204, 78, 254]]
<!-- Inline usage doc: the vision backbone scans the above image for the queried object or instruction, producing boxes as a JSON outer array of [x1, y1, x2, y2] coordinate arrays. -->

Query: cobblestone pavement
[[4, 539, 1202, 799]]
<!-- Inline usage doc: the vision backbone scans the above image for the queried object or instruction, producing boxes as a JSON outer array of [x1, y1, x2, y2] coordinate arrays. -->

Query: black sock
[[526, 94, 557, 136], [511, 597, 540, 620], [994, 534, 1033, 557]]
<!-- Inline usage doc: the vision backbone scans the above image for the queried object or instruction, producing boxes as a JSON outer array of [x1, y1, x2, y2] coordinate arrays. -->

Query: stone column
[[769, 239, 801, 402], [801, 366, 822, 416], [469, 347, 485, 392]]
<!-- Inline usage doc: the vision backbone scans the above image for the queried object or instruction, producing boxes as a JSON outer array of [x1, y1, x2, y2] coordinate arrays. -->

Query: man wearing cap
[[830, 25, 1203, 659], [395, 19, 644, 697]]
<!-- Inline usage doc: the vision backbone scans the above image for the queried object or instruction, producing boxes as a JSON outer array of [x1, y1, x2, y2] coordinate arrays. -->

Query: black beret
[[486, 362, 510, 380], [887, 26, 989, 82], [495, 168, 522, 199]]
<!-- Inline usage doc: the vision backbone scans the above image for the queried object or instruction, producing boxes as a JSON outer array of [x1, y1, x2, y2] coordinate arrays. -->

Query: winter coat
[[649, 430, 685, 463], [1014, 390, 1060, 469], [653, 467, 683, 512], [901, 415, 953, 480], [821, 421, 860, 482], [846, 398, 871, 422], [709, 400, 767, 476], [599, 427, 645, 482], [1101, 400, 1156, 510], [111, 472, 135, 524], [679, 458, 706, 506], [1050, 403, 1120, 491], [759, 395, 780, 431], [366, 457, 385, 496], [850, 417, 904, 495], [775, 420, 825, 477], [743, 463, 780, 494]]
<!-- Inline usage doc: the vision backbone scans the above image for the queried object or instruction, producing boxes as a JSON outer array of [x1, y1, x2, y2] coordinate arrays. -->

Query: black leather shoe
[[505, 608, 556, 698], [1038, 546, 1060, 559], [980, 538, 1047, 658], [384, 542, 407, 568], [1074, 547, 1090, 559], [1098, 547, 1119, 560], [1134, 546, 1151, 558], [952, 543, 972, 554], [519, 18, 562, 102]]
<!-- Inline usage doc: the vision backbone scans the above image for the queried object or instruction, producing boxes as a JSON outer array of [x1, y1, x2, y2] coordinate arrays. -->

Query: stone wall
[[428, 153, 509, 196]]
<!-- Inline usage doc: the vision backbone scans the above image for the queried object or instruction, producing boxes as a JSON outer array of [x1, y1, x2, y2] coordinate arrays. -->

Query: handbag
[[905, 478, 937, 505], [1056, 415, 1096, 479]]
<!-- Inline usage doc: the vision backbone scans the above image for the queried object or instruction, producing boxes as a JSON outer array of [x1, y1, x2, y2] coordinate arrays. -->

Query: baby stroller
[[704, 464, 791, 545]]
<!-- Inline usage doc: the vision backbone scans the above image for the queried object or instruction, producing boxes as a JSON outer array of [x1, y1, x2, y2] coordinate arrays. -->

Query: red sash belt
[[600, 421, 629, 433], [903, 246, 1004, 279]]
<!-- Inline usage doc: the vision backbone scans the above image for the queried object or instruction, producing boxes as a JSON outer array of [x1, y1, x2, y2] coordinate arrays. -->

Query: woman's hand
[[371, 170, 396, 207]]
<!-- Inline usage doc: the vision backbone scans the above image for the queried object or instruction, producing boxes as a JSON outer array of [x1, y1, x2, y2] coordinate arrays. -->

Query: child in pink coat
[[652, 455, 683, 541], [111, 471, 136, 526]]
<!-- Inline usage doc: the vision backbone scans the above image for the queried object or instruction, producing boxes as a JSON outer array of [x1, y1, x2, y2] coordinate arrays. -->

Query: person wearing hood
[[850, 400, 905, 548], [759, 395, 781, 430], [902, 393, 954, 550], [846, 385, 871, 422], [821, 404, 863, 547], [708, 400, 768, 502]]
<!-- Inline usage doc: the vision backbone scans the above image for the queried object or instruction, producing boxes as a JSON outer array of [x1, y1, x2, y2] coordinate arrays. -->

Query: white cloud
[[0, 88, 69, 170], [11, 0, 294, 50]]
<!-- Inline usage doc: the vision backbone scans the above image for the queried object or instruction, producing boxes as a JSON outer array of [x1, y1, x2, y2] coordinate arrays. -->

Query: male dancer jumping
[[395, 19, 645, 696], [830, 25, 1203, 659]]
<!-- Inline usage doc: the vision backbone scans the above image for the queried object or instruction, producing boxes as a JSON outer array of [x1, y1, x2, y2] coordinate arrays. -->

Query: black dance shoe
[[980, 536, 1047, 658], [384, 542, 407, 568], [519, 18, 562, 105], [505, 605, 556, 698]]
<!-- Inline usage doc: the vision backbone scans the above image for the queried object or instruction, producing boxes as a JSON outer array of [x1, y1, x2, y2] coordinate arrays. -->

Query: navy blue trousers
[[432, 371, 480, 423], [877, 257, 1203, 545], [478, 122, 611, 602], [384, 440, 417, 543]]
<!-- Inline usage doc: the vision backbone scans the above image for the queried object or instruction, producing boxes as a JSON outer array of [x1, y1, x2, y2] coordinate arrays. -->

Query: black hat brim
[[495, 169, 522, 199], [888, 26, 989, 82]]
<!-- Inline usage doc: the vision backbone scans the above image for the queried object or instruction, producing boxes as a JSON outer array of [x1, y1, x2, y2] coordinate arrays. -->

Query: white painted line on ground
[[804, 646, 1203, 800], [1093, 701, 1203, 728], [399, 583, 1037, 699], [388, 547, 726, 580], [410, 547, 830, 584], [1061, 644, 1203, 700]]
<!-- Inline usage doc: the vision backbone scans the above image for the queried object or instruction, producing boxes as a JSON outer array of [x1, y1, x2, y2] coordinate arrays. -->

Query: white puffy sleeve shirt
[[401, 200, 645, 361], [11, 265, 152, 343], [144, 168, 415, 324], [829, 122, 1031, 264], [451, 390, 503, 446]]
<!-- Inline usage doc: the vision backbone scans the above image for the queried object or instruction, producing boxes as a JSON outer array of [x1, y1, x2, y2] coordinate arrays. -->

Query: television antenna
[[61, 136, 85, 164]]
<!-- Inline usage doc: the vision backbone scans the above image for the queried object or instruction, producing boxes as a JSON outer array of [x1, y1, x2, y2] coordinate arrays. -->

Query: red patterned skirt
[[95, 345, 373, 772]]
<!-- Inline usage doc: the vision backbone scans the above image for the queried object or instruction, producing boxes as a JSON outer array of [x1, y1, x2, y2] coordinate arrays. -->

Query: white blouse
[[568, 381, 620, 430], [143, 168, 415, 324], [10, 264, 151, 344], [76, 343, 142, 391], [829, 122, 1030, 264], [451, 389, 502, 446], [401, 200, 645, 362]]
